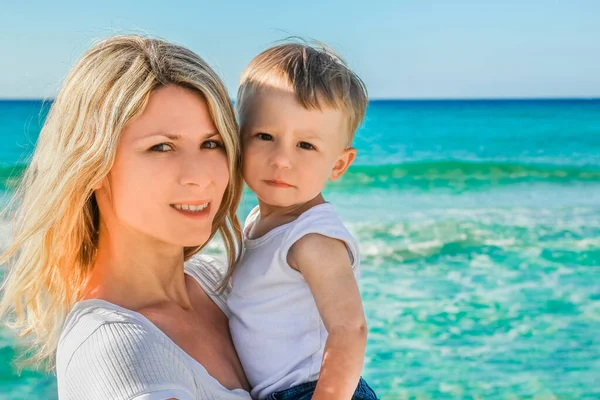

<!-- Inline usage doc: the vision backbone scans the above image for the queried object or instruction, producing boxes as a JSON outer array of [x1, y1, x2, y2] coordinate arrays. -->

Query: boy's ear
[[330, 147, 357, 181]]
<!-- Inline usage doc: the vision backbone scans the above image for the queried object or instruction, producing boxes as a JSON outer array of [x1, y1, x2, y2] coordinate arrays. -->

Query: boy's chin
[[257, 193, 298, 208]]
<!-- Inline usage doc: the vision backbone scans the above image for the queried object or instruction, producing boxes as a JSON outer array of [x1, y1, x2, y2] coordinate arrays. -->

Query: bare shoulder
[[287, 233, 352, 272]]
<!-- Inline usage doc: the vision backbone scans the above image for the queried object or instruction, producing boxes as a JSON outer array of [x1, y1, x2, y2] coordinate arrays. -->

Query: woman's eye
[[257, 133, 273, 141], [150, 143, 172, 152], [201, 140, 224, 150], [298, 141, 315, 150]]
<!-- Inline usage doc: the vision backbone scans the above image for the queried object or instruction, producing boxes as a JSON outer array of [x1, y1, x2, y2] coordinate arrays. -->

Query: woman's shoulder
[[184, 254, 231, 316], [57, 299, 144, 357], [57, 300, 197, 399], [184, 253, 228, 287], [57, 299, 180, 372]]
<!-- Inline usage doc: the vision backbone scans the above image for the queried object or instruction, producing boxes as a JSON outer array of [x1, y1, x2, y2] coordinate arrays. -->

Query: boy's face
[[241, 85, 355, 208]]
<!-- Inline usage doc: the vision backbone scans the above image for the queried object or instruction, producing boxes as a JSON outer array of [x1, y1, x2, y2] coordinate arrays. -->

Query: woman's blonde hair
[[0, 35, 243, 369]]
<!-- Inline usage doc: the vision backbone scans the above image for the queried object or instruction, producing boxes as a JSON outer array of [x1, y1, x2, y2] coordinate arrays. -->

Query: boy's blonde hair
[[237, 41, 368, 146], [0, 35, 243, 369]]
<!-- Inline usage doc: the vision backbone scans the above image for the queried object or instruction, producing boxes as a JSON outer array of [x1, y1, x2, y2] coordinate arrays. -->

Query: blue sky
[[1, 0, 599, 99]]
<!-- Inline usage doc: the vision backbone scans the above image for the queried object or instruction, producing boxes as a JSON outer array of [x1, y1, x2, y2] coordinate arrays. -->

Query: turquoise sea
[[1, 99, 600, 399]]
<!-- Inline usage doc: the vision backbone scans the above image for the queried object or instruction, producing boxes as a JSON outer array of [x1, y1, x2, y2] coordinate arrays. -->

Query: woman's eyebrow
[[159, 133, 182, 140], [135, 132, 181, 142], [138, 131, 220, 142]]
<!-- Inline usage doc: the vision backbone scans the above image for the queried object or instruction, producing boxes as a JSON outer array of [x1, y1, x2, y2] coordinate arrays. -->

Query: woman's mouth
[[170, 202, 210, 219]]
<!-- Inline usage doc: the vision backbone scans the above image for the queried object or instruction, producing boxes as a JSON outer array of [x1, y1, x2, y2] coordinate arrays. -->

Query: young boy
[[227, 42, 377, 400]]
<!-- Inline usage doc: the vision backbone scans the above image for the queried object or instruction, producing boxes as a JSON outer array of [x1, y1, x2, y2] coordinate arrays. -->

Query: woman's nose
[[178, 155, 213, 188]]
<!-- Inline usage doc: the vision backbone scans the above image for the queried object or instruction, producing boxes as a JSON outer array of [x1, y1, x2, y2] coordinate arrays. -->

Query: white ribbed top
[[56, 254, 252, 400]]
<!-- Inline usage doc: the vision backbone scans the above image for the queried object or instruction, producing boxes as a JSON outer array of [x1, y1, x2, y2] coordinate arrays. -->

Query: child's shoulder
[[294, 202, 347, 229], [283, 202, 360, 268]]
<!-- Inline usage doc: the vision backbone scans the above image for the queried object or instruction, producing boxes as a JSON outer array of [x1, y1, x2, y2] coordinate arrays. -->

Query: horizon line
[[1, 96, 599, 102]]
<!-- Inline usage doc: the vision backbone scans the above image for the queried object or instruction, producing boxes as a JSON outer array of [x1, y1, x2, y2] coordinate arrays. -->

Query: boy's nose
[[269, 147, 292, 170]]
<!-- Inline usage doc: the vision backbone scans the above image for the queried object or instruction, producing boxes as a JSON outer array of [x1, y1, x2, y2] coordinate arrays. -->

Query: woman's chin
[[178, 232, 213, 249]]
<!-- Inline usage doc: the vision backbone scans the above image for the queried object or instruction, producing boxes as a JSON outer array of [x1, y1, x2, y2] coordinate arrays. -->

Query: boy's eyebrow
[[295, 130, 325, 141], [247, 125, 274, 133], [247, 126, 324, 142]]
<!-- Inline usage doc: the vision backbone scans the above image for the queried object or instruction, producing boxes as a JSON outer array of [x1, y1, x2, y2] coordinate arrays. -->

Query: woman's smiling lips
[[264, 179, 293, 188], [170, 201, 211, 219]]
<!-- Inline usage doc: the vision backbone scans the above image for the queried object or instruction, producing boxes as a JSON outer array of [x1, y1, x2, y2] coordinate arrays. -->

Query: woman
[[0, 35, 252, 399]]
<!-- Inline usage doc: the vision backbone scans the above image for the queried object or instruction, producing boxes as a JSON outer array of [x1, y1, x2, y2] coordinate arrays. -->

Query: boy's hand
[[288, 233, 367, 400]]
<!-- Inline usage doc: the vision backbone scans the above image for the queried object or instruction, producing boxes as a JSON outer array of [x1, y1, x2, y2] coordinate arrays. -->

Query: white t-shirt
[[228, 203, 360, 399], [56, 254, 252, 400]]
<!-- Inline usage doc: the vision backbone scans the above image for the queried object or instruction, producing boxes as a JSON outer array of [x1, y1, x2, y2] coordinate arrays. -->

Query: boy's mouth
[[264, 179, 293, 188]]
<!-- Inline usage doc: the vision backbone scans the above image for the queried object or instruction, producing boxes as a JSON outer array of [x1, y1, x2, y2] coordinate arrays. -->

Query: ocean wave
[[4, 160, 600, 193], [348, 207, 600, 266], [333, 160, 600, 191]]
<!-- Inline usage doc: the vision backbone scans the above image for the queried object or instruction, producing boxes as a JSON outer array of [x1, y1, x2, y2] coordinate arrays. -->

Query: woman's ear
[[330, 147, 357, 181], [93, 177, 105, 190]]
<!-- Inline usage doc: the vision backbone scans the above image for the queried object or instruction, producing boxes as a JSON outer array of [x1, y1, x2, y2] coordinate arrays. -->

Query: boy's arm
[[288, 233, 367, 400]]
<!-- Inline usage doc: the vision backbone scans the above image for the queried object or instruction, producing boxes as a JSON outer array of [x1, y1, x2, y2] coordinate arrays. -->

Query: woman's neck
[[83, 222, 191, 312]]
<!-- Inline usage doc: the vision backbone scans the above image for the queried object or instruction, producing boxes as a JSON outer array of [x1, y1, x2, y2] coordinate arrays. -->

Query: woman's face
[[96, 84, 230, 248]]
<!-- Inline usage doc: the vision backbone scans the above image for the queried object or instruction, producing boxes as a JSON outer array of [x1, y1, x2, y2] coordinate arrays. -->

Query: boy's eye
[[201, 140, 224, 150], [257, 133, 273, 141], [150, 143, 172, 152], [298, 141, 315, 150]]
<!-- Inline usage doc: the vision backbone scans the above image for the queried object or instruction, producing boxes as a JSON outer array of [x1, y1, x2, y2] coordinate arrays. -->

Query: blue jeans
[[265, 377, 378, 400]]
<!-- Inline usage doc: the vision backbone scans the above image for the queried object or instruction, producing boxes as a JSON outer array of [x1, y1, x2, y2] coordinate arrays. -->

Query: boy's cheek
[[244, 146, 267, 163], [242, 151, 260, 169]]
